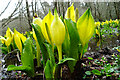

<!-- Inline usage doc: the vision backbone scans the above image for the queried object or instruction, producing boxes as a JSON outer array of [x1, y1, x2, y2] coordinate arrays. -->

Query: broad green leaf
[[7, 38, 35, 77], [77, 8, 95, 47], [85, 71, 91, 75], [0, 47, 8, 54], [21, 38, 34, 77], [65, 19, 80, 72], [62, 30, 70, 56], [7, 65, 31, 71], [92, 69, 101, 76], [21, 38, 33, 67], [32, 29, 40, 67], [58, 58, 76, 65], [44, 43, 55, 67], [44, 60, 53, 79], [87, 57, 93, 60], [62, 18, 70, 56], [44, 43, 56, 79], [32, 24, 48, 67]]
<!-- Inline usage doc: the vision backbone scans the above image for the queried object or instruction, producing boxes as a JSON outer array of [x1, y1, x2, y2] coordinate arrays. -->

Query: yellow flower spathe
[[114, 19, 119, 24], [77, 8, 95, 46], [14, 29, 22, 52], [14, 29, 27, 52], [95, 22, 100, 27], [33, 17, 42, 42], [65, 3, 75, 22], [105, 20, 109, 24], [0, 36, 6, 44], [41, 11, 54, 44], [33, 17, 42, 27], [51, 10, 65, 46], [109, 19, 113, 23], [5, 27, 14, 47]]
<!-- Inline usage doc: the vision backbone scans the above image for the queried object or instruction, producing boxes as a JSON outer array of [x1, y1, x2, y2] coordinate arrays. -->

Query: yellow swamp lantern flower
[[114, 19, 119, 24], [109, 19, 113, 23], [5, 27, 14, 47], [14, 29, 26, 53], [65, 3, 75, 22], [14, 29, 22, 53], [41, 11, 54, 44], [77, 8, 95, 58], [105, 20, 109, 24], [51, 9, 65, 61], [117, 49, 120, 52], [0, 36, 6, 44], [101, 22, 105, 26], [95, 22, 100, 27], [33, 15, 42, 42], [17, 32, 26, 43], [33, 17, 42, 28]]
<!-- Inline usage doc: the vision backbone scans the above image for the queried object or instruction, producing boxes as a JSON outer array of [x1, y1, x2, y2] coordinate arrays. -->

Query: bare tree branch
[[0, 0, 11, 16], [39, 0, 46, 14], [2, 0, 23, 28], [2, 17, 19, 28]]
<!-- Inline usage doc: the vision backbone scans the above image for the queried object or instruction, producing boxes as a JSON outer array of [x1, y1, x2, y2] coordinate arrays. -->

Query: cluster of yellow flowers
[[95, 19, 119, 27], [0, 28, 26, 52], [32, 3, 96, 60], [0, 3, 96, 61]]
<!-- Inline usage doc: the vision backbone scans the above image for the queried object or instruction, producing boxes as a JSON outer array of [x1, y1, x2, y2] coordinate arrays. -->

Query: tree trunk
[[114, 2, 119, 19], [31, 0, 34, 17], [26, 0, 32, 30]]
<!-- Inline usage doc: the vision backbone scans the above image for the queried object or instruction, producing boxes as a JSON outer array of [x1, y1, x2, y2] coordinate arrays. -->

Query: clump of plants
[[1, 3, 119, 79]]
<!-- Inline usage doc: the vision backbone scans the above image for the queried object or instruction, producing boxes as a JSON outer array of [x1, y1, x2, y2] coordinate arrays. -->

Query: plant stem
[[57, 45, 62, 61], [36, 41, 40, 67], [52, 44, 54, 53], [12, 42, 15, 50], [80, 46, 84, 59], [57, 45, 62, 77], [7, 46, 9, 53]]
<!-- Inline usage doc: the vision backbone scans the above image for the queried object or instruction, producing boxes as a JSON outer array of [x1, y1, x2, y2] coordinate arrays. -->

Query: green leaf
[[32, 24, 49, 67], [7, 65, 31, 71], [58, 58, 76, 65], [106, 74, 112, 77], [44, 43, 55, 67], [85, 71, 91, 75], [0, 47, 8, 54], [7, 38, 35, 77], [44, 60, 53, 79], [78, 43, 88, 56], [44, 43, 56, 78], [62, 27, 70, 56], [92, 69, 101, 76], [88, 57, 93, 60], [65, 19, 80, 72], [21, 38, 35, 77]]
